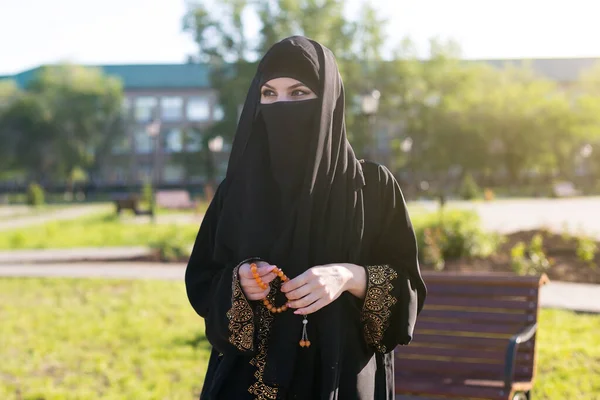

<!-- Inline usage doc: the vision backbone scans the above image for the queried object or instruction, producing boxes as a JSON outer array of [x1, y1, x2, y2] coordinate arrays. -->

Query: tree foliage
[[0, 64, 125, 185]]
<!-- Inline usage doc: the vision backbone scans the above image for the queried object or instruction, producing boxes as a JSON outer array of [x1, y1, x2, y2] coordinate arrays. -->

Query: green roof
[[1, 63, 211, 90], [2, 57, 599, 91]]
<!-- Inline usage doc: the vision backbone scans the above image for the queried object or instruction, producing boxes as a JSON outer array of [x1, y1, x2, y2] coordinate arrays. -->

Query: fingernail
[[294, 310, 301, 314]]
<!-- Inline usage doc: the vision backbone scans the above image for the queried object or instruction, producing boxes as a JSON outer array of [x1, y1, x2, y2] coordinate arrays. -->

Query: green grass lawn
[[0, 278, 598, 399], [0, 204, 426, 250], [0, 212, 200, 250], [0, 278, 210, 400]]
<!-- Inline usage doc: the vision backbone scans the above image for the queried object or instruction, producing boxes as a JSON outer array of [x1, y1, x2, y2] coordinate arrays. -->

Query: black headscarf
[[213, 36, 366, 392]]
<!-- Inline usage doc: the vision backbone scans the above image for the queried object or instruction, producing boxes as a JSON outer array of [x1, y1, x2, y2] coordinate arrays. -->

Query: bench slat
[[395, 359, 532, 380], [425, 295, 538, 311], [416, 320, 530, 336], [422, 272, 547, 288], [425, 283, 539, 298], [419, 309, 536, 324], [396, 346, 533, 365], [396, 378, 512, 400], [409, 334, 535, 351]]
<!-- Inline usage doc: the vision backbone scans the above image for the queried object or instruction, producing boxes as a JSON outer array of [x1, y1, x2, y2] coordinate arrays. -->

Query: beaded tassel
[[299, 316, 311, 348]]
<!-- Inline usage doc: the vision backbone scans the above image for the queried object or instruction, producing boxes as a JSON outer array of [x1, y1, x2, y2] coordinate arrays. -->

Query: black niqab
[[212, 36, 366, 393]]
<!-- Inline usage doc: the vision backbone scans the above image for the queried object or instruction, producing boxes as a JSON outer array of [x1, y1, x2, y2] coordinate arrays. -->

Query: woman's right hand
[[238, 261, 278, 300]]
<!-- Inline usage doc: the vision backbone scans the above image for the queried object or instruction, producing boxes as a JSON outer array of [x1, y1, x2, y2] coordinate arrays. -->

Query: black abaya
[[186, 161, 426, 400]]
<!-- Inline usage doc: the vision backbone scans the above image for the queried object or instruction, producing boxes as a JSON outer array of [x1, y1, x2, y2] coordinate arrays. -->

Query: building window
[[108, 166, 127, 183], [187, 95, 210, 121], [111, 134, 131, 154], [184, 130, 203, 152], [163, 128, 183, 153], [214, 104, 225, 121], [164, 162, 185, 183], [135, 97, 158, 122], [134, 129, 154, 154], [137, 164, 153, 183], [161, 97, 183, 121]]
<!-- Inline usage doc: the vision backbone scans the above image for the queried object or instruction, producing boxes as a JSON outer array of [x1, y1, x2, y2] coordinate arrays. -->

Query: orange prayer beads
[[250, 263, 289, 314], [249, 262, 311, 348]]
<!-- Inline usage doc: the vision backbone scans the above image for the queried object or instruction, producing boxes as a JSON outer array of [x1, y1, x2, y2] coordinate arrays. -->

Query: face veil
[[212, 36, 366, 393]]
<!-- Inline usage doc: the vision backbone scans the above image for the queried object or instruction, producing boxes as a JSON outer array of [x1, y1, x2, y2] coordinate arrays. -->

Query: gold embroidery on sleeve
[[248, 285, 278, 399], [361, 265, 398, 353], [226, 265, 255, 352]]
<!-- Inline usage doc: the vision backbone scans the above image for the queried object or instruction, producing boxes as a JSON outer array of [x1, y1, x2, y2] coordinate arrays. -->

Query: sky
[[1, 0, 600, 75]]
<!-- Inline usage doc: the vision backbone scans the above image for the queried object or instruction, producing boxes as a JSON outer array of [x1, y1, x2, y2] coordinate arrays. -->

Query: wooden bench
[[112, 193, 153, 216], [395, 272, 548, 400], [155, 190, 197, 210]]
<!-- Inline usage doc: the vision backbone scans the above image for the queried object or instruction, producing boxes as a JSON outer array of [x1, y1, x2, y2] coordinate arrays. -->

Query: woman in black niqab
[[185, 36, 427, 400]]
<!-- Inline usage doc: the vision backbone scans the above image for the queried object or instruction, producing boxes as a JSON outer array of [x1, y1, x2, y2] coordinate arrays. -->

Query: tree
[[0, 64, 125, 187], [0, 80, 19, 109], [0, 80, 22, 175]]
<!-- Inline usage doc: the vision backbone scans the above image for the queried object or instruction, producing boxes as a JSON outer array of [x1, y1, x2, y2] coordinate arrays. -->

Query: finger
[[285, 283, 313, 301], [247, 293, 262, 301], [294, 298, 328, 315], [281, 271, 310, 293], [261, 272, 278, 284], [239, 261, 272, 278], [240, 276, 265, 289], [238, 263, 253, 278], [287, 292, 319, 310], [260, 287, 271, 298], [257, 263, 276, 277], [242, 284, 267, 294], [248, 288, 271, 301], [242, 272, 276, 286]]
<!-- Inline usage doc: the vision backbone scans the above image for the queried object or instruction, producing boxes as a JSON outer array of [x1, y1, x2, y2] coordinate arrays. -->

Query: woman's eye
[[261, 90, 275, 97], [292, 89, 308, 96]]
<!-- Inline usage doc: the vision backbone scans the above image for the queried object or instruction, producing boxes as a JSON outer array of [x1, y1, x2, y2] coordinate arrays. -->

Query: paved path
[[539, 281, 600, 313], [0, 263, 598, 313], [0, 204, 111, 231], [0, 247, 151, 264], [411, 196, 600, 238], [0, 263, 186, 281]]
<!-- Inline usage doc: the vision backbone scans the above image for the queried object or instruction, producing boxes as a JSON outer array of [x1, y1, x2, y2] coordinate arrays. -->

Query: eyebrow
[[262, 82, 309, 90]]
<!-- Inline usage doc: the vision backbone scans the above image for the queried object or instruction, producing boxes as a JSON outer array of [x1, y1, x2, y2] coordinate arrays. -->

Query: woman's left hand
[[281, 263, 366, 315]]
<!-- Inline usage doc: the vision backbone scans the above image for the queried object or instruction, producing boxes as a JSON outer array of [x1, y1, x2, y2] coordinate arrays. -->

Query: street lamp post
[[360, 89, 381, 160], [145, 109, 161, 220]]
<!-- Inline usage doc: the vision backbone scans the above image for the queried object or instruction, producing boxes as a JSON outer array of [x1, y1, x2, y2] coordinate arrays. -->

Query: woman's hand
[[238, 261, 278, 301], [281, 263, 367, 315]]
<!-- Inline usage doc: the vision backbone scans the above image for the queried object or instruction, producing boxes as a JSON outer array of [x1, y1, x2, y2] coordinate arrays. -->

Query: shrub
[[510, 234, 552, 276], [422, 227, 445, 271], [458, 173, 481, 200], [149, 228, 190, 262], [26, 182, 45, 207], [576, 235, 598, 266], [413, 209, 500, 266]]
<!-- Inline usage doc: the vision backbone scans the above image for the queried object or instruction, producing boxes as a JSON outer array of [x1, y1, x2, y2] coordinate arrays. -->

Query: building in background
[[2, 57, 599, 188], [1, 63, 225, 190]]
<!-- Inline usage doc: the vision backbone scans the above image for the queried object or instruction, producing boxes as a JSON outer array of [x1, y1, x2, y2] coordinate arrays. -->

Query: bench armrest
[[504, 322, 537, 388]]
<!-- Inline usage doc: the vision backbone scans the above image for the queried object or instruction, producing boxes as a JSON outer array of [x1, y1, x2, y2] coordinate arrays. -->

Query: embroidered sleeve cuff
[[226, 264, 255, 352], [361, 264, 398, 353]]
